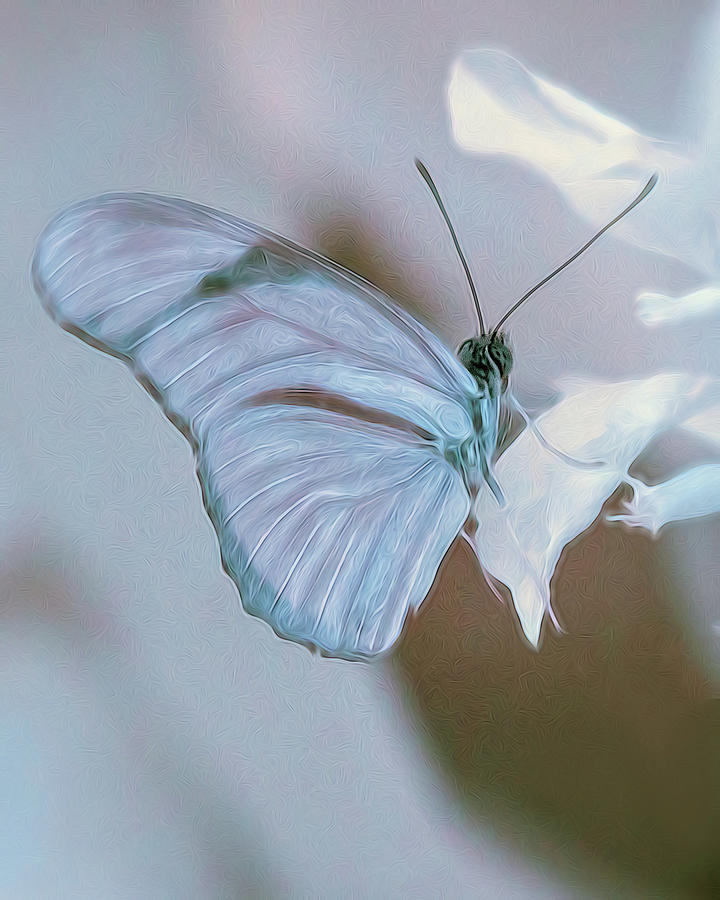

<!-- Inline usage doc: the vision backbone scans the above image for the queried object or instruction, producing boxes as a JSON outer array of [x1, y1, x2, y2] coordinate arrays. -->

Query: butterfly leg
[[507, 392, 607, 470], [482, 460, 507, 507], [459, 530, 507, 604]]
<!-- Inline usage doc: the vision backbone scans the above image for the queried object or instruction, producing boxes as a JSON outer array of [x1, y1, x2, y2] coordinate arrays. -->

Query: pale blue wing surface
[[32, 193, 475, 657], [32, 194, 478, 437], [203, 404, 469, 657]]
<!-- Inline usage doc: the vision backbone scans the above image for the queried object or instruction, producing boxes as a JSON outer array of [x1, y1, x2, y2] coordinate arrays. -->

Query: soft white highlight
[[448, 48, 720, 322]]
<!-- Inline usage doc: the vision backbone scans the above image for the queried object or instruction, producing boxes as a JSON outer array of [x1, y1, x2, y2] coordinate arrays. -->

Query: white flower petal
[[680, 402, 720, 448], [448, 49, 720, 284], [538, 374, 712, 466], [468, 374, 710, 645], [607, 393, 720, 533], [635, 286, 720, 326], [609, 464, 720, 535]]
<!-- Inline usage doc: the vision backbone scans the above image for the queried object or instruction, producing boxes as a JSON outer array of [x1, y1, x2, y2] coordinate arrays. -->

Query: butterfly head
[[458, 332, 513, 394], [415, 159, 658, 398]]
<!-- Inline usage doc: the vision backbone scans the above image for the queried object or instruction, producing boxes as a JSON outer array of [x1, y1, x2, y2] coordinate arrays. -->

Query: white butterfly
[[31, 163, 655, 660]]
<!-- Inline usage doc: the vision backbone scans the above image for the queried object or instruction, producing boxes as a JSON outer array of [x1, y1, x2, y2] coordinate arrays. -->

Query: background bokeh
[[2, 1, 719, 897]]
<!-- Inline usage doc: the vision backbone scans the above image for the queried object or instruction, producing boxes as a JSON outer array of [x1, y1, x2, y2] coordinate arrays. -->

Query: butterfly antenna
[[491, 173, 659, 337], [415, 159, 485, 335]]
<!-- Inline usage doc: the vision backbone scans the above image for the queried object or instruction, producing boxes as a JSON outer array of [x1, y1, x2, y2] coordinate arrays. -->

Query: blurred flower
[[448, 48, 720, 644], [448, 48, 720, 325]]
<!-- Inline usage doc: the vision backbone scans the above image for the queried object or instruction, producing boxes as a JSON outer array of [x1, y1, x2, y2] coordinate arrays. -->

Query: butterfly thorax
[[449, 333, 514, 502]]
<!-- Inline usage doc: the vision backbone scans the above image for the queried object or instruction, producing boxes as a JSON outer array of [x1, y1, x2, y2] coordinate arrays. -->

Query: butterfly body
[[451, 333, 513, 502], [441, 395, 503, 504]]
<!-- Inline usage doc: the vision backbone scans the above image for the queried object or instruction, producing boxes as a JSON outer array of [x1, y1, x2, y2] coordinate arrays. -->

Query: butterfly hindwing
[[32, 193, 478, 657], [204, 404, 469, 657]]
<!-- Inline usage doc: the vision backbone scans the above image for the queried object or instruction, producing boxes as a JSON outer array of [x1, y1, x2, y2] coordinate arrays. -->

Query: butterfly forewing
[[33, 193, 479, 657]]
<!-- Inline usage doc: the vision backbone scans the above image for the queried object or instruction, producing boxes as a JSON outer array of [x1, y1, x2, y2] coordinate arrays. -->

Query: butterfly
[[31, 162, 656, 660]]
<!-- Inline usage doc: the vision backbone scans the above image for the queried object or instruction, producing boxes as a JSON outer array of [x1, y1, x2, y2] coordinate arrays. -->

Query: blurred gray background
[[2, 1, 720, 897]]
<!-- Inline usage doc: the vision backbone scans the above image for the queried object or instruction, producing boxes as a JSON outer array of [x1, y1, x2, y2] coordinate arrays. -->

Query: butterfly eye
[[487, 333, 513, 380]]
